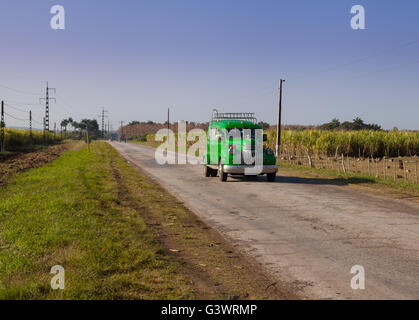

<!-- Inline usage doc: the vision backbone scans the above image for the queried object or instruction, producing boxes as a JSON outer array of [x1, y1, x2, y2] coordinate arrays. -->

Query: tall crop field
[[3, 128, 60, 148], [266, 130, 418, 158], [144, 129, 418, 158]]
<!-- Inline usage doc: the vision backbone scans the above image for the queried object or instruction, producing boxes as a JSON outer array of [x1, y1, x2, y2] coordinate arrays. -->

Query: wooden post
[[86, 131, 90, 152], [383, 157, 386, 179], [375, 158, 378, 177], [415, 160, 418, 184], [306, 148, 312, 168], [342, 154, 346, 173], [367, 157, 370, 175], [393, 160, 396, 181], [0, 101, 4, 153]]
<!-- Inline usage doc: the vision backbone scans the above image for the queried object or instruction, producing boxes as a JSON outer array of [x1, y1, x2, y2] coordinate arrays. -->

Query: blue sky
[[0, 0, 418, 129]]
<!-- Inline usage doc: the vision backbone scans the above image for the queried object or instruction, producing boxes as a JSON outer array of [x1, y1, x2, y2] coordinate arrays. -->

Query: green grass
[[130, 139, 161, 149], [277, 162, 419, 200], [0, 142, 193, 299]]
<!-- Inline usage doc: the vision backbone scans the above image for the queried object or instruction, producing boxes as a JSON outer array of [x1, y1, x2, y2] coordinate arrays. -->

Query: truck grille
[[242, 149, 263, 165]]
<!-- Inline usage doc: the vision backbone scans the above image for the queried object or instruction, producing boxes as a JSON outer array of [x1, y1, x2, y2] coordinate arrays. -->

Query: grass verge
[[0, 142, 193, 299], [0, 142, 293, 299], [277, 163, 419, 202]]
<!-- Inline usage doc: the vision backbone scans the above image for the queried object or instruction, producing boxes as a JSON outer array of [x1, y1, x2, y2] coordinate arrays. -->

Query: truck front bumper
[[222, 164, 278, 175]]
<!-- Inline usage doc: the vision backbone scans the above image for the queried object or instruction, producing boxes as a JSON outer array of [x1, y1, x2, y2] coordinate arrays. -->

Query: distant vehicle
[[203, 110, 278, 182], [119, 134, 126, 143]]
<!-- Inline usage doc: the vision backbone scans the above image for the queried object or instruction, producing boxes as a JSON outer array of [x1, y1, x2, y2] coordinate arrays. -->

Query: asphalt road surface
[[110, 141, 419, 300]]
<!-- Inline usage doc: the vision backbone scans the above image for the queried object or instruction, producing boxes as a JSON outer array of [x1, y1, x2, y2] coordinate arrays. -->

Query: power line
[[3, 103, 47, 128], [4, 111, 28, 122], [0, 83, 40, 96], [32, 118, 44, 125], [4, 99, 42, 107], [4, 103, 29, 114], [363, 58, 419, 77], [316, 38, 419, 75]]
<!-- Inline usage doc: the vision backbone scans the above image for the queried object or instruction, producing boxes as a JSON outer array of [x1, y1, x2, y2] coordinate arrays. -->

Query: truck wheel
[[210, 169, 218, 177], [267, 173, 276, 182], [203, 165, 211, 177], [218, 161, 228, 182]]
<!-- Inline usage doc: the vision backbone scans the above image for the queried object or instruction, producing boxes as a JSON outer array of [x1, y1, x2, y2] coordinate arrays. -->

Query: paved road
[[110, 142, 419, 299]]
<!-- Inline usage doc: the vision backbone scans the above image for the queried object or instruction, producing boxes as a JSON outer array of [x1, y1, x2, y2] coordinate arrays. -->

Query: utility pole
[[29, 110, 33, 146], [40, 82, 56, 132], [108, 119, 111, 139], [102, 109, 105, 137], [1, 101, 5, 152], [167, 107, 170, 143], [119, 121, 125, 142], [54, 122, 57, 140], [43, 117, 46, 143], [101, 108, 108, 139], [276, 79, 285, 157]]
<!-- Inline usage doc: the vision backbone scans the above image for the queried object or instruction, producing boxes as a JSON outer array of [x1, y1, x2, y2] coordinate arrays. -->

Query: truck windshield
[[240, 128, 255, 139], [219, 128, 257, 140]]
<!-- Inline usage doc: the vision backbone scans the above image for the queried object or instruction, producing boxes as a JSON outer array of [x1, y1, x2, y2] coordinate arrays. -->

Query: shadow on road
[[228, 175, 375, 186]]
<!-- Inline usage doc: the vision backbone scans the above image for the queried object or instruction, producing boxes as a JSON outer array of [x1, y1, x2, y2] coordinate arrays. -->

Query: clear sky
[[0, 0, 418, 130]]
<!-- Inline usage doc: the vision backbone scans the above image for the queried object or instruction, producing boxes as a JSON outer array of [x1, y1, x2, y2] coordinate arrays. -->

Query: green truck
[[203, 110, 278, 182]]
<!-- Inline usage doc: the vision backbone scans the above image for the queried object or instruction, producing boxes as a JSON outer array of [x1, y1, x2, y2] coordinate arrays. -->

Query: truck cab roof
[[209, 120, 261, 130]]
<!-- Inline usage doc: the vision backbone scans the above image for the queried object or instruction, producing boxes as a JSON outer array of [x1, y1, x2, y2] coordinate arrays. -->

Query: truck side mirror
[[263, 134, 267, 142]]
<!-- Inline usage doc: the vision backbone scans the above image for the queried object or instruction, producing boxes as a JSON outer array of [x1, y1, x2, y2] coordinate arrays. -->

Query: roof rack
[[211, 109, 257, 124]]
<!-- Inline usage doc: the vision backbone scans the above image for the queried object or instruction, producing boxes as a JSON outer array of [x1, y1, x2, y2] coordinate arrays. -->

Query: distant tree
[[319, 118, 340, 130], [319, 117, 381, 131], [367, 123, 382, 131], [352, 117, 365, 130], [257, 121, 270, 130], [129, 121, 140, 125], [78, 119, 99, 133], [60, 119, 69, 137], [67, 118, 74, 130]]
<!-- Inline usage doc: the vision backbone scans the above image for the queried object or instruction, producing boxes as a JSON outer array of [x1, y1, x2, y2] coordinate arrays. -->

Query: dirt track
[[110, 141, 419, 300]]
